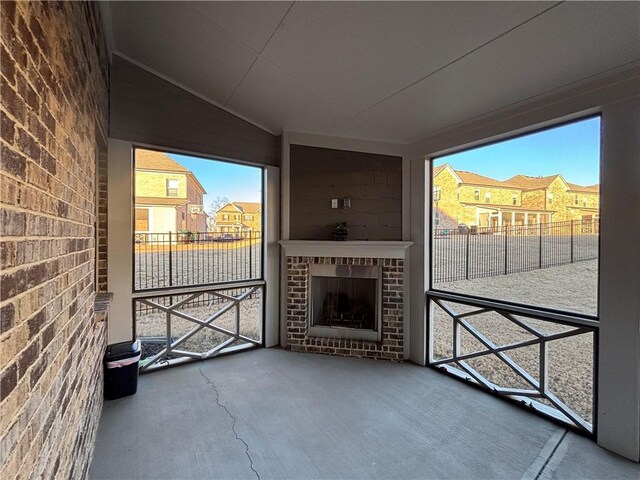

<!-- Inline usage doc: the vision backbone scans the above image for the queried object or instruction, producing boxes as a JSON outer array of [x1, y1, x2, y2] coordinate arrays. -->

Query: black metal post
[[538, 223, 543, 269], [168, 231, 173, 286], [504, 225, 508, 275], [570, 220, 574, 263], [465, 230, 470, 280], [249, 231, 253, 278]]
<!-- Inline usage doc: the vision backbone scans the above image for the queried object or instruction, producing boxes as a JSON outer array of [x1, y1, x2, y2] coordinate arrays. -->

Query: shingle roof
[[437, 163, 599, 193], [233, 202, 261, 213], [456, 170, 518, 188], [505, 174, 559, 190], [567, 182, 599, 193], [136, 149, 189, 173]]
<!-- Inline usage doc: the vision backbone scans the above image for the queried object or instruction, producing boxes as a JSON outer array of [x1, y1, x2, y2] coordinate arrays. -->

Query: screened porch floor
[[89, 348, 639, 479]]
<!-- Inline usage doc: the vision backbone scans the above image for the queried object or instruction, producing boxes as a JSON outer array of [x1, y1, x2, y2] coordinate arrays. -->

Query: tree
[[206, 196, 229, 231]]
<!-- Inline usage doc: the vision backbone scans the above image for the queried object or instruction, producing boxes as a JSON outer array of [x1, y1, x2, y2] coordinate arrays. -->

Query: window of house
[[223, 214, 229, 221], [246, 214, 253, 221], [575, 194, 579, 205], [474, 189, 480, 201], [235, 214, 240, 220], [512, 195, 517, 205], [548, 193, 553, 205], [166, 179, 179, 197], [583, 198, 587, 207], [484, 192, 491, 203], [433, 186, 441, 202]]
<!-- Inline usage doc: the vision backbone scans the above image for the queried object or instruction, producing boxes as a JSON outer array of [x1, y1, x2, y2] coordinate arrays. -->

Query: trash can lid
[[105, 340, 141, 361]]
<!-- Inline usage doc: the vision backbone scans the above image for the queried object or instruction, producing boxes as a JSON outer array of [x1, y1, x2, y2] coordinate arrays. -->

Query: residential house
[[134, 149, 208, 234], [433, 164, 599, 229], [215, 202, 262, 235]]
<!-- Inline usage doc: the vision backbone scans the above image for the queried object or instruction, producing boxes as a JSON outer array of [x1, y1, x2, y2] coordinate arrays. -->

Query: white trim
[[107, 139, 134, 343], [279, 241, 412, 259], [264, 166, 280, 348], [113, 53, 279, 136], [287, 131, 405, 157], [281, 131, 290, 240]]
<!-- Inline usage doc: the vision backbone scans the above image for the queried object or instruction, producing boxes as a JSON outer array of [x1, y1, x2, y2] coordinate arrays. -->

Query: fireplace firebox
[[308, 264, 382, 341]]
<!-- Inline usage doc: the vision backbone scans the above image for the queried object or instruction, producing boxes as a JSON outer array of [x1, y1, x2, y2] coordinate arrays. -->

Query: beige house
[[215, 202, 262, 235], [134, 150, 208, 234], [433, 164, 599, 229]]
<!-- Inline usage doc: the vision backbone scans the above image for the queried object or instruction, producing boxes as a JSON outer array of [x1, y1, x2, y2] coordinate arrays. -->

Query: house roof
[[135, 150, 189, 173], [567, 182, 599, 193], [506, 174, 562, 190], [218, 202, 262, 214], [135, 196, 188, 207], [456, 170, 519, 189], [234, 202, 261, 213]]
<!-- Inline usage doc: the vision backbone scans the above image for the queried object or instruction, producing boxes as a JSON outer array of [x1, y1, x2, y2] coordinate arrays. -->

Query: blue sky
[[167, 153, 262, 211], [433, 117, 601, 186]]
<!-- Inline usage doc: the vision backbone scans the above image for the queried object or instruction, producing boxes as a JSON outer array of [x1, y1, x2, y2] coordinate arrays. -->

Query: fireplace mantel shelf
[[279, 240, 413, 259]]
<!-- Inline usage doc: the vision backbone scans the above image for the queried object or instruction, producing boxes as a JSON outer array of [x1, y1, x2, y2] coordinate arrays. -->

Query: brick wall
[[0, 2, 109, 478], [286, 256, 404, 361], [290, 145, 402, 240]]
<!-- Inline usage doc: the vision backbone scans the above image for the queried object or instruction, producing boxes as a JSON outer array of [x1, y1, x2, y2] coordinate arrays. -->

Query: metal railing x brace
[[136, 281, 263, 371], [427, 291, 598, 434]]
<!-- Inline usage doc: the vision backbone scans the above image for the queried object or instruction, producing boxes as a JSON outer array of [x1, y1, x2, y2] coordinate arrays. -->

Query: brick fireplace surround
[[280, 242, 412, 362]]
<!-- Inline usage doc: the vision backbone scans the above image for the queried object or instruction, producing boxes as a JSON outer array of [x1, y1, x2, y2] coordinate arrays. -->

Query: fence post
[[570, 220, 574, 263], [465, 230, 470, 280], [538, 222, 543, 269], [168, 231, 173, 287], [249, 231, 253, 278], [504, 225, 508, 275]]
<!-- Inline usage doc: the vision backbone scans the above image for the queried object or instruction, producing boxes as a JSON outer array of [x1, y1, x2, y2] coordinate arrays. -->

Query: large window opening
[[428, 117, 600, 434], [132, 148, 264, 370]]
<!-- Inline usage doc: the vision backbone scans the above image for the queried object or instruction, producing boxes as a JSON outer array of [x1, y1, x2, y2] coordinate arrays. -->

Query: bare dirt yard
[[432, 260, 598, 424]]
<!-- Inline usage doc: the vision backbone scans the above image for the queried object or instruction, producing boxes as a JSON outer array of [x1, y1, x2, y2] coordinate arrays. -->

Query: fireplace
[[309, 264, 382, 341], [280, 240, 412, 362]]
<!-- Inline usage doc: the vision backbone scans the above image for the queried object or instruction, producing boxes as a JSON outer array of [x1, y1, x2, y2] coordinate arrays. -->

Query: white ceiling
[[106, 1, 640, 143]]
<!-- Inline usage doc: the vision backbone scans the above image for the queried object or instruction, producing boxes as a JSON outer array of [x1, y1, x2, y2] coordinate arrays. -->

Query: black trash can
[[104, 340, 141, 400]]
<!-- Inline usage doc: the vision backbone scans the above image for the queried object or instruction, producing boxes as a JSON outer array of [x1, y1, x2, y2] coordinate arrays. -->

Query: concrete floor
[[90, 349, 639, 480]]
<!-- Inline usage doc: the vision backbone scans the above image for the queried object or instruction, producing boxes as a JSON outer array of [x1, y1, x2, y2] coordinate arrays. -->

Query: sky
[[433, 117, 601, 186], [167, 153, 262, 212]]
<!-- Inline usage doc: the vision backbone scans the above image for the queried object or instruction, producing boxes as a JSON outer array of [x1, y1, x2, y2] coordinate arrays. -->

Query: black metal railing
[[134, 230, 262, 291], [427, 290, 597, 434], [433, 219, 599, 283]]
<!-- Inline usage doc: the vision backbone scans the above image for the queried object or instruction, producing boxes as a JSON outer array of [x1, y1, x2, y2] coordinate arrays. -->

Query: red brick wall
[[0, 1, 109, 477], [286, 256, 404, 361]]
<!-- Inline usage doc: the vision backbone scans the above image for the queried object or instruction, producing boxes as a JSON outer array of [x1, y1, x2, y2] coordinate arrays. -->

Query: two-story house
[[134, 149, 208, 235], [433, 164, 599, 229], [215, 202, 262, 236]]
